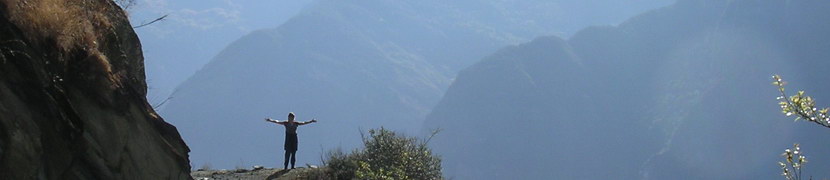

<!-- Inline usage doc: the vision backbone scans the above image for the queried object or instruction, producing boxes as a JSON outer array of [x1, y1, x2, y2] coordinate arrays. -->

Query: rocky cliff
[[0, 0, 191, 179]]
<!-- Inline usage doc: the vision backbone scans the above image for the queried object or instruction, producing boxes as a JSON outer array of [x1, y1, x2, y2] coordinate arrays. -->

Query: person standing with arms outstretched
[[265, 112, 317, 170]]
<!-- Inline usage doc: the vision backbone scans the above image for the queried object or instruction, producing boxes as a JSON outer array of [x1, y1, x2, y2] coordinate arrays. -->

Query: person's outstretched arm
[[298, 119, 317, 125], [265, 118, 287, 125]]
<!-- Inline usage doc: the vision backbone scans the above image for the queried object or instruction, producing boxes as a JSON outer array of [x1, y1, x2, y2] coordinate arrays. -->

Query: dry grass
[[2, 0, 125, 89], [4, 0, 110, 52]]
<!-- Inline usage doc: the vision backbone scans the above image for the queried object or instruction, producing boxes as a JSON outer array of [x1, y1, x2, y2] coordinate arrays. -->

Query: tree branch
[[133, 14, 168, 29]]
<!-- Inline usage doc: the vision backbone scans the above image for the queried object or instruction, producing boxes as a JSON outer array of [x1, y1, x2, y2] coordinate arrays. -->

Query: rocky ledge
[[192, 165, 322, 180]]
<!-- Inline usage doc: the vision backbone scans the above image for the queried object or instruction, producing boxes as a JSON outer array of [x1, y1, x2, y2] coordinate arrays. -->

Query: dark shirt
[[284, 122, 298, 134]]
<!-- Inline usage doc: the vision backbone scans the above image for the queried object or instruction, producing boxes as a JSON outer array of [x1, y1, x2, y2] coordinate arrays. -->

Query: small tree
[[314, 128, 443, 180], [771, 74, 830, 180], [355, 128, 442, 180]]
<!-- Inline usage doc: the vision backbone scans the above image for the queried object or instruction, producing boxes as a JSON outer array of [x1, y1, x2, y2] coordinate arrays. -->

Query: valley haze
[[141, 0, 830, 179]]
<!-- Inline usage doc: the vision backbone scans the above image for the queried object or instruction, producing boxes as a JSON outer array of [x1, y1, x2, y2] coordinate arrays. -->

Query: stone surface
[[192, 167, 321, 180]]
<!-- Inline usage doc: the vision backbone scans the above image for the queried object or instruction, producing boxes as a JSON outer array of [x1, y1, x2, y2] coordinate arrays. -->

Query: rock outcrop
[[191, 166, 320, 180], [0, 0, 190, 179]]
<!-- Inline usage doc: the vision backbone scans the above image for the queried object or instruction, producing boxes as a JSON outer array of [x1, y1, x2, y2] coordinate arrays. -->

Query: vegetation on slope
[[300, 128, 443, 180]]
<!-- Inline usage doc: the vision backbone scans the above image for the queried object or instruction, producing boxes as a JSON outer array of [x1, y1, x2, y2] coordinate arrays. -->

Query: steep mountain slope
[[161, 0, 674, 169], [426, 37, 657, 179], [0, 0, 190, 179], [135, 0, 314, 101], [425, 0, 830, 179]]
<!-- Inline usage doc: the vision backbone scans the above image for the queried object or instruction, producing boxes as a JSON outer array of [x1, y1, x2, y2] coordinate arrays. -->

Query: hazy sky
[[151, 0, 685, 171], [124, 1, 830, 179], [127, 0, 313, 104]]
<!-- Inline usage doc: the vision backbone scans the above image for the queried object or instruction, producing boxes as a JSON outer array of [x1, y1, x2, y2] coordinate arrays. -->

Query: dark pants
[[284, 151, 296, 169], [284, 133, 298, 169]]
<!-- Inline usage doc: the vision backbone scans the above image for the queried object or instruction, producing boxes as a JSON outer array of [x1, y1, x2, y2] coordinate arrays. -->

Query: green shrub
[[356, 128, 442, 180], [308, 127, 443, 180], [322, 148, 362, 179]]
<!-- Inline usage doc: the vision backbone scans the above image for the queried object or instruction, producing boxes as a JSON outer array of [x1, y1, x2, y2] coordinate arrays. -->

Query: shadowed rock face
[[0, 1, 190, 179]]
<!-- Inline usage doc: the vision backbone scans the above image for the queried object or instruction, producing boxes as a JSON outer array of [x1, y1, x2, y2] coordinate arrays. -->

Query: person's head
[[288, 112, 295, 122]]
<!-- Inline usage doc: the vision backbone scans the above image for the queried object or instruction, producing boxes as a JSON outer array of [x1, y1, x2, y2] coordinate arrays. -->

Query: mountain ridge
[[162, 0, 675, 169], [425, 0, 830, 179]]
